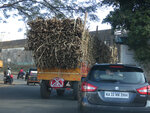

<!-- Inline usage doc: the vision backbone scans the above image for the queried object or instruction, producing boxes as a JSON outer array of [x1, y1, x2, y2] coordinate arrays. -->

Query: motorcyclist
[[17, 68, 25, 79], [4, 67, 13, 84], [4, 67, 11, 77], [7, 67, 11, 76], [19, 68, 24, 74]]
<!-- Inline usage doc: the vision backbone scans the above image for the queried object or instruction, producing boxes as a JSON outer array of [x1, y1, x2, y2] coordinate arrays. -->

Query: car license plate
[[104, 91, 129, 99]]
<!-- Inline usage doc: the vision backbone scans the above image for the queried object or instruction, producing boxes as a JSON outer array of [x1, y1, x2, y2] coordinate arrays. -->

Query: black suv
[[78, 64, 150, 113]]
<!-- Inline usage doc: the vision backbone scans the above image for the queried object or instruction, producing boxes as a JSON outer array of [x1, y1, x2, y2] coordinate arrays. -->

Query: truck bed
[[37, 67, 88, 81]]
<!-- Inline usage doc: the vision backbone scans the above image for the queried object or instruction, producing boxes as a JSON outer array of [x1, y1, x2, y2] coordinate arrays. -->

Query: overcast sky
[[0, 6, 113, 41]]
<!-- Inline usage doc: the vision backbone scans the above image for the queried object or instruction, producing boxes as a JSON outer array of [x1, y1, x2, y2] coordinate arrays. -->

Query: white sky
[[88, 7, 113, 31], [0, 6, 113, 41]]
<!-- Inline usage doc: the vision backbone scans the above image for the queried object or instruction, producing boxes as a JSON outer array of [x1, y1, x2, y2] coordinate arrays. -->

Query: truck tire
[[40, 80, 51, 99], [56, 89, 65, 96], [73, 81, 79, 100]]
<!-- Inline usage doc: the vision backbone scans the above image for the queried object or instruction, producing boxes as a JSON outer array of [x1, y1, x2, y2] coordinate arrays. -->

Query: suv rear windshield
[[88, 65, 146, 84]]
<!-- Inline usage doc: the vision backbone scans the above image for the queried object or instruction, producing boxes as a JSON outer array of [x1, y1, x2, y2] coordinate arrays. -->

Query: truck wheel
[[40, 80, 51, 99], [56, 89, 65, 96], [73, 81, 79, 100]]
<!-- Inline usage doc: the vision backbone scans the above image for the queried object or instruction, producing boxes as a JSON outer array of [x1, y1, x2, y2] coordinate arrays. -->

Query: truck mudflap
[[50, 77, 64, 88]]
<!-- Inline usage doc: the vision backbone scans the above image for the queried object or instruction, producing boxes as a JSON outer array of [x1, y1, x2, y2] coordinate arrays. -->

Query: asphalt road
[[0, 75, 120, 113], [0, 75, 78, 113]]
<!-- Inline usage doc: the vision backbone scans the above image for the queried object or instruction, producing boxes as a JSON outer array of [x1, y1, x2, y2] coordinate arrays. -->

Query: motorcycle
[[17, 72, 25, 79], [4, 74, 13, 85]]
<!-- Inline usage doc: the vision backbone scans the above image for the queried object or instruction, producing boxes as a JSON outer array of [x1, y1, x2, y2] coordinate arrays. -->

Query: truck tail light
[[81, 82, 97, 92], [137, 85, 150, 95]]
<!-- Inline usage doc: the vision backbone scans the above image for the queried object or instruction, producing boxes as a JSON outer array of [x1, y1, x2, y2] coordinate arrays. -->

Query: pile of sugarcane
[[27, 17, 113, 69], [87, 33, 112, 65], [27, 17, 85, 69], [92, 36, 112, 63]]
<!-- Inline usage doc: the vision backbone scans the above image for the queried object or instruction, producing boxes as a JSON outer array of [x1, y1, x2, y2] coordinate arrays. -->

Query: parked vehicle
[[78, 64, 150, 113], [26, 68, 40, 85]]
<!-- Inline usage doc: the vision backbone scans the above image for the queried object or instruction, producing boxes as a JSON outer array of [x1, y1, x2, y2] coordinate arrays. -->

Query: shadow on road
[[0, 83, 75, 101]]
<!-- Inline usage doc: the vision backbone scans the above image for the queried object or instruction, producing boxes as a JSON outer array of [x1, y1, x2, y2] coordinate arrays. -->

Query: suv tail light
[[137, 85, 150, 95], [81, 82, 97, 92]]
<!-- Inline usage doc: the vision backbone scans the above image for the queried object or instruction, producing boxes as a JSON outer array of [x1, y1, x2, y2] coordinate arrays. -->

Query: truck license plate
[[50, 77, 64, 88]]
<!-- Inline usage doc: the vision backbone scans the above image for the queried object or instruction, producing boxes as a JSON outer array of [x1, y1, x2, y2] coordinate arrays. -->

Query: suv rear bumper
[[80, 97, 150, 113]]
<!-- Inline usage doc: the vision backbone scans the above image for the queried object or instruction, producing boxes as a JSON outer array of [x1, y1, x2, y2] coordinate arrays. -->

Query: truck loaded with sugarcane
[[27, 16, 113, 99]]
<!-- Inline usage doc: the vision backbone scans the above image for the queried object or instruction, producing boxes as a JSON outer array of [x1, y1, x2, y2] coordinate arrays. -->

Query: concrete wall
[[90, 29, 114, 47], [1, 48, 34, 65], [1, 48, 35, 71]]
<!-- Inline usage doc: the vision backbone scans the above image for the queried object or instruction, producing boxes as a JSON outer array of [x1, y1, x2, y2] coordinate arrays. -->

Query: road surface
[[0, 75, 121, 113], [0, 75, 78, 113]]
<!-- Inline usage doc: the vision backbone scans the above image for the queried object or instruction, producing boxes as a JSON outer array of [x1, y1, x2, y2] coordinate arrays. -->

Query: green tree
[[101, 0, 150, 64], [0, 0, 100, 23]]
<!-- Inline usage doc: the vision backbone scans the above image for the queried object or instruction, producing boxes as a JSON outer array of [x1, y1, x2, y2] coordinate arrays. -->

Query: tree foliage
[[101, 0, 150, 64], [0, 0, 100, 23]]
